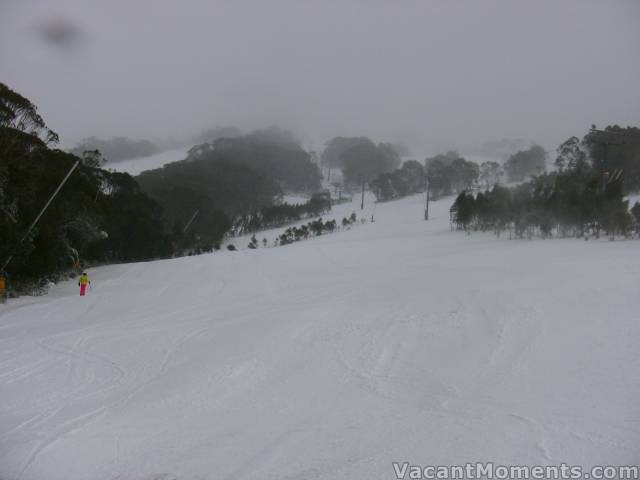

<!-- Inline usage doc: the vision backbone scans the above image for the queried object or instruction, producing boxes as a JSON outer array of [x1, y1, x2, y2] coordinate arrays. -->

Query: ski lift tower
[[424, 160, 430, 220]]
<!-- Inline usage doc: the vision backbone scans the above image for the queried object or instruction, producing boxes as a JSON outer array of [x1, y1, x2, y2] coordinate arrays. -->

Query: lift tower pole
[[2, 159, 80, 272], [424, 166, 430, 221]]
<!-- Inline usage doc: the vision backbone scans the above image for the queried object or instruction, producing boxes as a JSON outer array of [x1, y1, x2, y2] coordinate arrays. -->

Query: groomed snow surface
[[1, 194, 639, 480]]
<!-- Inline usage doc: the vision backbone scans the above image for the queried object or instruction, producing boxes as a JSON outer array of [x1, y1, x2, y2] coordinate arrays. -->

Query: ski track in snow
[[1, 193, 640, 479]]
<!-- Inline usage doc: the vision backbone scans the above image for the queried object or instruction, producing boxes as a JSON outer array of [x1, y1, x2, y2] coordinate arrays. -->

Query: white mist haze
[[1, 0, 639, 152]]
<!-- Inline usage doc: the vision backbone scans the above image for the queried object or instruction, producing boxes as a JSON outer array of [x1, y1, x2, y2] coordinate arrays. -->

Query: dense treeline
[[183, 127, 321, 192], [1, 83, 173, 289], [70, 136, 159, 163], [137, 158, 277, 247], [370, 153, 501, 203], [0, 84, 328, 292], [451, 132, 640, 239], [479, 161, 503, 187], [370, 160, 425, 201], [321, 137, 370, 182], [136, 129, 324, 250], [321, 137, 401, 186], [425, 152, 479, 199]]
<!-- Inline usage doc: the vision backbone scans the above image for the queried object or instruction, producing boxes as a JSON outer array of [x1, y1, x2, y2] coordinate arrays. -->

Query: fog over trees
[[504, 145, 547, 182], [70, 136, 160, 163], [2, 1, 638, 152]]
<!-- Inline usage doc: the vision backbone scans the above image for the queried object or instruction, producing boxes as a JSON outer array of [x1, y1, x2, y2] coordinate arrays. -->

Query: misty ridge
[[3, 2, 639, 151]]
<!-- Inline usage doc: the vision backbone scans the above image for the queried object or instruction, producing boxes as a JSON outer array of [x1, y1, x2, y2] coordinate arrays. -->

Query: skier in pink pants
[[78, 272, 90, 296]]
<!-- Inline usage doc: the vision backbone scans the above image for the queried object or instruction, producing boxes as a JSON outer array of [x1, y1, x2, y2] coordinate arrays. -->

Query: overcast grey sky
[[1, 0, 639, 153]]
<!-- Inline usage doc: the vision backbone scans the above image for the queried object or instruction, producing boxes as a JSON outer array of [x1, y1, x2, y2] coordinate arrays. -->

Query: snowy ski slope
[[1, 194, 639, 480], [107, 147, 190, 176]]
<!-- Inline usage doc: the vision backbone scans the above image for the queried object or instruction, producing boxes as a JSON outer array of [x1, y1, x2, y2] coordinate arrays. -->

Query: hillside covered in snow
[[1, 194, 639, 480], [107, 147, 190, 176]]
